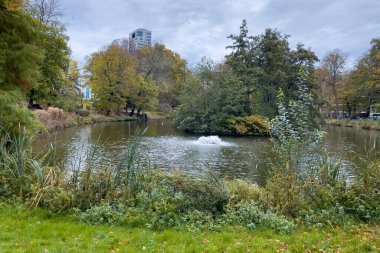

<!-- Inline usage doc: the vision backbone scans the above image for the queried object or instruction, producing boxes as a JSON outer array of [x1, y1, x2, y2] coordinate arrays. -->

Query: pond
[[33, 119, 380, 185]]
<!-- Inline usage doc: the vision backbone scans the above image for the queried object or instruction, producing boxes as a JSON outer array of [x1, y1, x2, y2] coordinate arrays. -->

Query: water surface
[[33, 120, 380, 184]]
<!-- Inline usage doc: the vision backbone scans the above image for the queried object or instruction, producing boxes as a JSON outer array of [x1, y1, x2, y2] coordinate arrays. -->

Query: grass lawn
[[0, 204, 379, 253]]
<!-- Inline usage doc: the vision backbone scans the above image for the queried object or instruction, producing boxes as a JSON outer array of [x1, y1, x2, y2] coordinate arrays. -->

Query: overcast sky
[[59, 0, 380, 69]]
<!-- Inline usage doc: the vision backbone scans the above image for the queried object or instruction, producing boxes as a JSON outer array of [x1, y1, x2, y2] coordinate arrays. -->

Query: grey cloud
[[60, 0, 380, 69]]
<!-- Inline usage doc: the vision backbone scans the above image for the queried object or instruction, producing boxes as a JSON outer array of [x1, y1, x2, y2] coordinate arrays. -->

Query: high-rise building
[[129, 28, 152, 49]]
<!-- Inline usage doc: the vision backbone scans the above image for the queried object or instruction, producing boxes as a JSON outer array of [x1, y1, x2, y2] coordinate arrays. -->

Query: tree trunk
[[333, 84, 339, 119], [129, 106, 135, 116], [347, 102, 351, 118]]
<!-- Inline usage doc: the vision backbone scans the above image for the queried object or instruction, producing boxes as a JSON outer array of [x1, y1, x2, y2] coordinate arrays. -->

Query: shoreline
[[323, 118, 380, 131], [35, 109, 169, 134], [39, 113, 138, 134]]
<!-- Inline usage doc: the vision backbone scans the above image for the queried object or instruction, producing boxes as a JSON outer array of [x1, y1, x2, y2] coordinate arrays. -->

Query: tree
[[271, 68, 324, 173], [127, 75, 158, 115], [27, 0, 61, 25], [26, 0, 72, 109], [348, 39, 380, 114], [86, 41, 135, 113], [136, 43, 186, 111], [225, 20, 254, 114], [0, 0, 43, 134], [67, 60, 80, 87], [2, 0, 25, 11], [174, 59, 246, 133], [322, 49, 346, 118], [86, 39, 159, 114], [226, 21, 318, 118]]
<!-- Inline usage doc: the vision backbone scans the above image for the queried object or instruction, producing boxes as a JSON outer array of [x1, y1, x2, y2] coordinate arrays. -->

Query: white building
[[78, 77, 91, 100], [129, 28, 152, 49]]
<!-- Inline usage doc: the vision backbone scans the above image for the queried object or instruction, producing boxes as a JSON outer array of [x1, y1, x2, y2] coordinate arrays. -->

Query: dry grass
[[34, 108, 137, 132], [325, 118, 380, 131]]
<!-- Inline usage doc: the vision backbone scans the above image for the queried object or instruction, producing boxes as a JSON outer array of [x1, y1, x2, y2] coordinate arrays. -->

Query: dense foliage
[[226, 20, 318, 118], [270, 68, 324, 172], [86, 41, 186, 115], [346, 38, 380, 113], [0, 0, 80, 134], [0, 0, 43, 134], [136, 43, 187, 111], [316, 38, 380, 117], [173, 59, 269, 135], [173, 21, 319, 135]]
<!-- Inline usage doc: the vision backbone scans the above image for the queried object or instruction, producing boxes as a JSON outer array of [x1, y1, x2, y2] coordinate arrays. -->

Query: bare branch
[[29, 0, 62, 24]]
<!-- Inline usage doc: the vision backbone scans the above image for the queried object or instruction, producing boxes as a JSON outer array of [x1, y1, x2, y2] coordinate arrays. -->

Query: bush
[[75, 109, 90, 117], [299, 206, 349, 228], [225, 179, 262, 205], [221, 201, 295, 233], [264, 171, 304, 217], [77, 204, 123, 225], [227, 115, 269, 135], [40, 186, 74, 213]]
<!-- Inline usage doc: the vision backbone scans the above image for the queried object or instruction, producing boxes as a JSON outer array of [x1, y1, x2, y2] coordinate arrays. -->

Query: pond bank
[[34, 107, 169, 133], [324, 118, 380, 131]]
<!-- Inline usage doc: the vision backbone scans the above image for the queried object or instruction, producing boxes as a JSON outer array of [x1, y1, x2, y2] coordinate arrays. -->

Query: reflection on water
[[33, 120, 380, 185]]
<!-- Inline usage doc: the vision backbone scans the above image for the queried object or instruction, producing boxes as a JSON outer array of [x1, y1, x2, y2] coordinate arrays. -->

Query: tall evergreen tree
[[226, 20, 254, 115], [226, 21, 318, 118]]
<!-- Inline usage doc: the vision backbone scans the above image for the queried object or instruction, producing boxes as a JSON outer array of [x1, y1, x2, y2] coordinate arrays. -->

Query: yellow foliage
[[234, 124, 248, 134], [227, 115, 269, 135]]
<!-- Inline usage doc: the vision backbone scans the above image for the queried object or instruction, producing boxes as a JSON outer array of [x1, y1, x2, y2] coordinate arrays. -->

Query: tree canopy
[[136, 43, 187, 111], [226, 20, 318, 118], [173, 59, 249, 134], [86, 40, 159, 114], [0, 0, 43, 134]]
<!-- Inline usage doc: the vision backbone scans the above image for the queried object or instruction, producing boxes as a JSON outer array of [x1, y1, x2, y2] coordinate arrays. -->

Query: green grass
[[0, 204, 379, 252]]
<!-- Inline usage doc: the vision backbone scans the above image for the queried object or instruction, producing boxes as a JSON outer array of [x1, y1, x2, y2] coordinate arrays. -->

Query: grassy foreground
[[0, 204, 378, 253]]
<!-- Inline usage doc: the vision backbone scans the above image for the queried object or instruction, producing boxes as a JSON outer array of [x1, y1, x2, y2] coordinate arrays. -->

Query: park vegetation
[[316, 39, 380, 118], [85, 41, 187, 116], [1, 0, 379, 136], [0, 1, 379, 250], [0, 67, 379, 241]]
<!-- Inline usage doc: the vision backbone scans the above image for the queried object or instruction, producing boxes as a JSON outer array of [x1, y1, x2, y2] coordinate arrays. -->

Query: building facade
[[78, 77, 91, 100], [129, 28, 152, 49]]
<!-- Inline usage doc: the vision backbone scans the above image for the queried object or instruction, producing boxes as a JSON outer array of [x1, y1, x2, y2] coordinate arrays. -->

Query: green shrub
[[121, 207, 149, 227], [299, 204, 355, 228], [40, 186, 74, 213], [225, 179, 262, 205], [342, 154, 380, 222], [221, 201, 295, 233], [181, 210, 215, 231], [264, 171, 305, 217], [77, 204, 123, 225]]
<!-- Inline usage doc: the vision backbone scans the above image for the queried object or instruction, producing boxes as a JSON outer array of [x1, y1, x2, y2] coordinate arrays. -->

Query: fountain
[[194, 136, 231, 146]]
